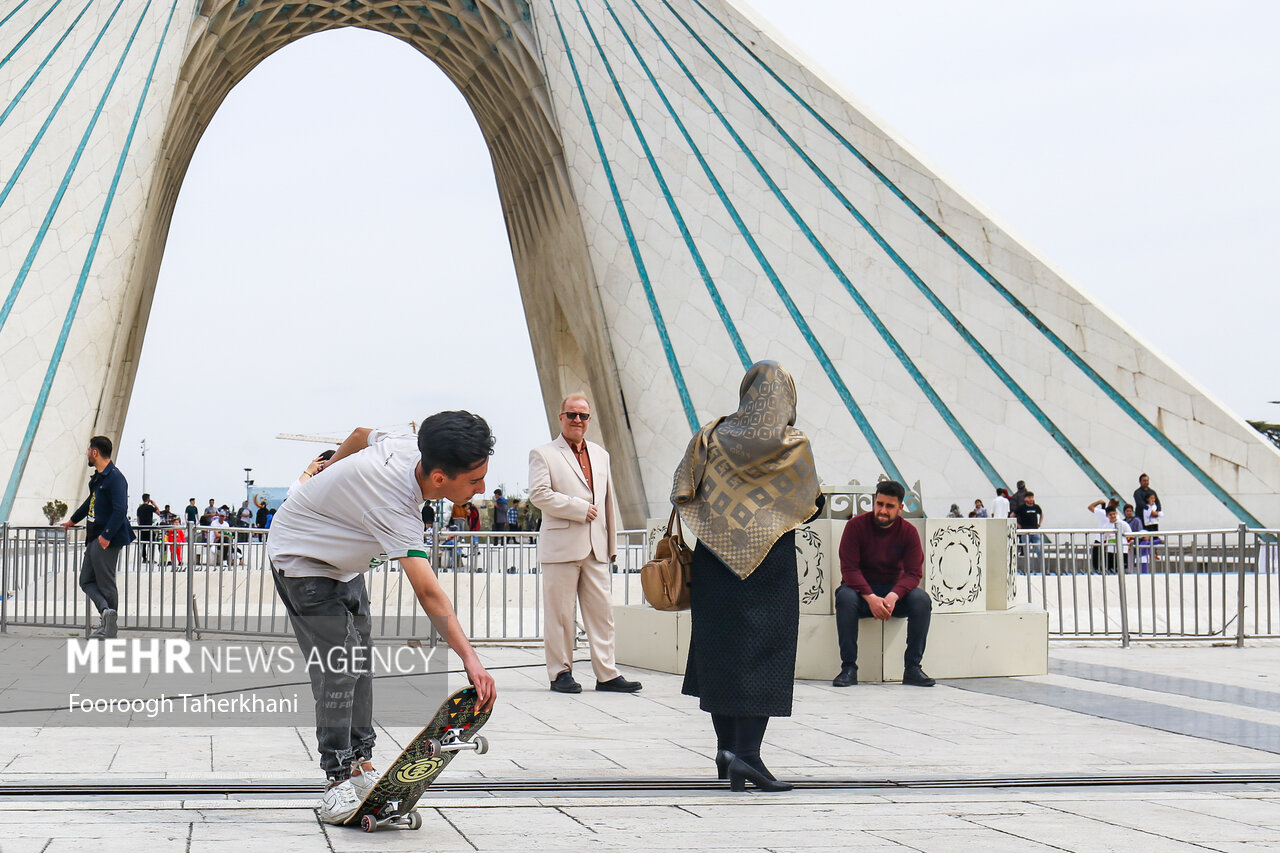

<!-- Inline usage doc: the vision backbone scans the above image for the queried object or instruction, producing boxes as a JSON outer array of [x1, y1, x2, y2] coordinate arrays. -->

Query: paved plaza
[[1, 636, 1279, 850]]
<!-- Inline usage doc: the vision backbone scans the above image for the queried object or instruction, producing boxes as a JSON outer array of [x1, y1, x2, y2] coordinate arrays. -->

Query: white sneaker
[[349, 759, 382, 799], [318, 778, 361, 825]]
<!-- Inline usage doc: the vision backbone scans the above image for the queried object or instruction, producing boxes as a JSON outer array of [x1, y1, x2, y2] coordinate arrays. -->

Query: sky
[[114, 0, 1279, 513]]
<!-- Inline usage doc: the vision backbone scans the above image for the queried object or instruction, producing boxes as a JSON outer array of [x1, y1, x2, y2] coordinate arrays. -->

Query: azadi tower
[[1, 0, 1277, 528]]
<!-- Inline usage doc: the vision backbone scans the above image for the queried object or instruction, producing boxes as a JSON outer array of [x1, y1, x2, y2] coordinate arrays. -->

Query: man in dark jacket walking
[[62, 436, 134, 638]]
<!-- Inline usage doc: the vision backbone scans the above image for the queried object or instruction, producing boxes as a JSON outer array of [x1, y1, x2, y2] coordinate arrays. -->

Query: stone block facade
[[2, 0, 1276, 527]]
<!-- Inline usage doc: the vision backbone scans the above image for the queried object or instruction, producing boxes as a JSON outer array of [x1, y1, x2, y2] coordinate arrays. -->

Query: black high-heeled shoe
[[727, 757, 793, 792], [715, 750, 735, 780]]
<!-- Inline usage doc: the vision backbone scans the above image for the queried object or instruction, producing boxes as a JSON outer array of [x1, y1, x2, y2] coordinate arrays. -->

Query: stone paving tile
[[461, 829, 904, 849], [969, 808, 1222, 852], [1046, 798, 1277, 843], [44, 840, 190, 853], [1054, 646, 1280, 694], [868, 826, 1069, 851], [747, 840, 916, 845], [0, 842, 55, 853], [322, 814, 472, 852], [677, 800, 1054, 819], [188, 838, 331, 853], [441, 803, 597, 835], [1165, 796, 1280, 827]]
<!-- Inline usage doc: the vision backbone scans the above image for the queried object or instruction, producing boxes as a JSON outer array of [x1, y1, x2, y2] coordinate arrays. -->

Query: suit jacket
[[528, 434, 617, 564]]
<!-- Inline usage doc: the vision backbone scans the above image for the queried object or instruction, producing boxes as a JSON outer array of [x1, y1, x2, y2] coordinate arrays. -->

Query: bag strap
[[667, 506, 685, 546]]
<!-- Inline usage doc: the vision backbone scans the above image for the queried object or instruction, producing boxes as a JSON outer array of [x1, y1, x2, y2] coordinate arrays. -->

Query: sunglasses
[[561, 412, 591, 421]]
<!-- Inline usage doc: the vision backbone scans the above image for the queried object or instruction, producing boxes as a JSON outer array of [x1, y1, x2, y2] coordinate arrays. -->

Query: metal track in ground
[[3, 774, 1279, 797]]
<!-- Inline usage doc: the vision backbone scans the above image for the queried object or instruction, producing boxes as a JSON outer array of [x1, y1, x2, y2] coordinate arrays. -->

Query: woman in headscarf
[[671, 361, 823, 792]]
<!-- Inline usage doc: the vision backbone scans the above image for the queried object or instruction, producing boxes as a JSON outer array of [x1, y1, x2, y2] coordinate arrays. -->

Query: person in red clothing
[[832, 480, 935, 688]]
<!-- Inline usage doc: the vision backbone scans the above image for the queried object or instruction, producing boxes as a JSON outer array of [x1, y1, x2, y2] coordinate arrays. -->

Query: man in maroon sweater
[[833, 480, 934, 687]]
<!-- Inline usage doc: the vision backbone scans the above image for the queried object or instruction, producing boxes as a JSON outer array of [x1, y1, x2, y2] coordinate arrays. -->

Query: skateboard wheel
[[471, 735, 489, 755], [360, 814, 377, 833], [424, 737, 442, 757], [407, 811, 423, 830]]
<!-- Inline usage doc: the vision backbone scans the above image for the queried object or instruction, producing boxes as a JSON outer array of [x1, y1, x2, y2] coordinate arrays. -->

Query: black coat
[[682, 532, 799, 717], [70, 462, 135, 547]]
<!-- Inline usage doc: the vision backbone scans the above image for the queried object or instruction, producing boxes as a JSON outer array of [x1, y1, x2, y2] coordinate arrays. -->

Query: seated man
[[832, 480, 934, 687]]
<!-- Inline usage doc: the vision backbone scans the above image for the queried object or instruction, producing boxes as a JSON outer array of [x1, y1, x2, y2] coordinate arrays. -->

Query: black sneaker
[[832, 665, 857, 687], [550, 671, 582, 693], [902, 666, 936, 687], [595, 675, 642, 693]]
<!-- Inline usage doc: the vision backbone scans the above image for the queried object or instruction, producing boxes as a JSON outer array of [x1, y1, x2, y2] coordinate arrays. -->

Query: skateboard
[[346, 684, 492, 832]]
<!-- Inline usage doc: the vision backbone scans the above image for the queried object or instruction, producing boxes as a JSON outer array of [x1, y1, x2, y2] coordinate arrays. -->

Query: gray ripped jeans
[[271, 567, 375, 780]]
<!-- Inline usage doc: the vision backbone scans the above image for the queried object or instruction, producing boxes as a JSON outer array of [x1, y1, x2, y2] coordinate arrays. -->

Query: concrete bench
[[614, 604, 1047, 682]]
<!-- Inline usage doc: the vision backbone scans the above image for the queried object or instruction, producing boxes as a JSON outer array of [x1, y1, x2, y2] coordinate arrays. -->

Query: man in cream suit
[[529, 393, 642, 694]]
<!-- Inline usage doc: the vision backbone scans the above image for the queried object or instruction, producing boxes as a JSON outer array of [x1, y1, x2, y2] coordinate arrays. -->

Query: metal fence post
[[185, 520, 195, 641], [1116, 531, 1131, 648], [1237, 523, 1248, 648], [1, 522, 8, 633]]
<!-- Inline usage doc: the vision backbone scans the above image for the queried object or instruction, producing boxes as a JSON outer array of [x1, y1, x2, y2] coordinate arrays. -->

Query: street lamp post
[[140, 438, 147, 494], [243, 468, 254, 505]]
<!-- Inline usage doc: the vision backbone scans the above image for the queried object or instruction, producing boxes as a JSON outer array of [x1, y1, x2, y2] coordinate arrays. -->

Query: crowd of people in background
[[132, 493, 273, 567], [437, 488, 542, 534], [945, 473, 1169, 574], [952, 472, 1167, 534]]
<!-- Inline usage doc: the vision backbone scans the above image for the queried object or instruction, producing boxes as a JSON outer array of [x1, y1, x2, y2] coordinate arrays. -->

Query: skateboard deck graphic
[[346, 684, 492, 832]]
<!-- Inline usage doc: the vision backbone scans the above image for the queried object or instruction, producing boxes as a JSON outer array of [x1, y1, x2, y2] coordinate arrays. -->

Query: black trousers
[[78, 539, 121, 613], [272, 569, 375, 780], [137, 527, 157, 562], [835, 583, 931, 669], [1090, 543, 1120, 573]]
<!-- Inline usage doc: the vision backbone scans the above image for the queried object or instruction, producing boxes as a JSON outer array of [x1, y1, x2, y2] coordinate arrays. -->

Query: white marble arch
[[2, 0, 1278, 529]]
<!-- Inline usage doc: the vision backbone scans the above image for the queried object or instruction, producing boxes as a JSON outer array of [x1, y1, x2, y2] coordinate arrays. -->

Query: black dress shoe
[[832, 664, 857, 687], [550, 671, 582, 693], [902, 666, 936, 687], [727, 757, 793, 792], [595, 675, 642, 693], [715, 750, 735, 780]]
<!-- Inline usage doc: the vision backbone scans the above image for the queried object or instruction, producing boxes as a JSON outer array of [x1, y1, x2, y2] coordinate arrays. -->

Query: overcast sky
[[114, 0, 1278, 514]]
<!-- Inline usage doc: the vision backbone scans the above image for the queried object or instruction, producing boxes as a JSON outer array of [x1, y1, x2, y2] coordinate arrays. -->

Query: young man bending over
[[267, 411, 498, 824]]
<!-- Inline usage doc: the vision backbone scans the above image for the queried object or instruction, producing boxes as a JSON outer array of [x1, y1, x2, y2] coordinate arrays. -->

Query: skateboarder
[[267, 411, 498, 824]]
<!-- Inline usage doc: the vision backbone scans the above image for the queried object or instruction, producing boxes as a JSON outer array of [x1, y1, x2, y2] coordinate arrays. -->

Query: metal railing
[[0, 523, 649, 643], [4, 523, 1276, 646], [1015, 526, 1280, 645]]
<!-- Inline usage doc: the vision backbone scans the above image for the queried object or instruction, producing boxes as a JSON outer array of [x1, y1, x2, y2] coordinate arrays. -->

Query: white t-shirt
[[992, 495, 1010, 519], [267, 430, 427, 582], [1091, 507, 1119, 544], [206, 516, 230, 544], [1143, 505, 1164, 528]]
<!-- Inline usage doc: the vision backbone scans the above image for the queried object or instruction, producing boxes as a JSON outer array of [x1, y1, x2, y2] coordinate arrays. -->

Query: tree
[[41, 499, 68, 525], [1249, 420, 1280, 451]]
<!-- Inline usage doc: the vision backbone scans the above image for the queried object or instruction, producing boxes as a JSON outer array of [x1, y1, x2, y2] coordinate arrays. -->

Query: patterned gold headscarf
[[671, 361, 821, 579]]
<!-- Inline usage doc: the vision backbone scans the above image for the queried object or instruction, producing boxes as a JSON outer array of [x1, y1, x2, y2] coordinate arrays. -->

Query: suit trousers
[[542, 555, 620, 683]]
